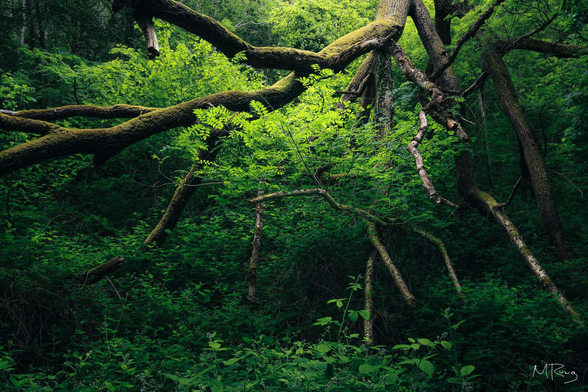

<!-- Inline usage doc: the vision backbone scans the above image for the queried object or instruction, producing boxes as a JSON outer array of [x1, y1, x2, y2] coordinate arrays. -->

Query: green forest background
[[1, 0, 588, 390]]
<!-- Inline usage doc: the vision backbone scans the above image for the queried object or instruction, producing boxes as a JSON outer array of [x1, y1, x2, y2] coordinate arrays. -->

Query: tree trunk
[[482, 49, 570, 260], [247, 186, 265, 303]]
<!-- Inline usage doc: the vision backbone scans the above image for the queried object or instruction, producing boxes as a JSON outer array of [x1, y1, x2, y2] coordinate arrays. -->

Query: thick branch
[[6, 104, 157, 122], [115, 0, 406, 72], [0, 113, 61, 135], [497, 39, 588, 58], [407, 111, 459, 208], [132, 9, 160, 59], [367, 222, 416, 306], [78, 256, 126, 285], [0, 73, 304, 177], [473, 189, 582, 324]]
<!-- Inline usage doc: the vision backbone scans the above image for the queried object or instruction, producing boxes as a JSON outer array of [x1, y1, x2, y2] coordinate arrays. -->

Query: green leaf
[[359, 363, 379, 373], [460, 365, 475, 376], [316, 344, 331, 354], [358, 310, 371, 320], [417, 338, 435, 347], [418, 360, 435, 376], [440, 341, 452, 350], [348, 310, 359, 322]]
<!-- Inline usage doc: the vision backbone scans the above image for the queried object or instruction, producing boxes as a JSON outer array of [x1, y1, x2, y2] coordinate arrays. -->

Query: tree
[[1, 0, 586, 323]]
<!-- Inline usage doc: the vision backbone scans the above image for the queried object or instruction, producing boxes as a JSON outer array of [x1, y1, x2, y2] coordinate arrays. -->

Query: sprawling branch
[[496, 39, 588, 58], [248, 188, 391, 227], [1, 0, 413, 178], [6, 104, 157, 122], [474, 190, 582, 325], [114, 0, 406, 73], [0, 73, 304, 177], [407, 111, 459, 208]]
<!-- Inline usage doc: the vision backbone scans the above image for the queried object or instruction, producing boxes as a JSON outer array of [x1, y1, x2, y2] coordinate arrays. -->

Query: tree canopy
[[1, 0, 588, 390]]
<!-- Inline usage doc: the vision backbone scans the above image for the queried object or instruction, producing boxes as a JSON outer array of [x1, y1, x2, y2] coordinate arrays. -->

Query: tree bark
[[364, 252, 376, 343], [247, 186, 265, 303], [481, 49, 570, 260]]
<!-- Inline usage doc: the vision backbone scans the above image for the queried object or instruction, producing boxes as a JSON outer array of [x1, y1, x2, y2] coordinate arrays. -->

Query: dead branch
[[407, 111, 459, 208], [367, 222, 416, 306]]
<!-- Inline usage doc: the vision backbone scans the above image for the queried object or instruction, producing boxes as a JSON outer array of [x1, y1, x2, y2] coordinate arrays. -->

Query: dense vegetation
[[1, 0, 587, 390]]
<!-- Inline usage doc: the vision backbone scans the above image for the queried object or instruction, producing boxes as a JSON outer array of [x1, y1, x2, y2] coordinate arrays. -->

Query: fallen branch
[[411, 226, 464, 300], [367, 222, 416, 306], [407, 111, 459, 208], [78, 256, 126, 285], [474, 189, 583, 325]]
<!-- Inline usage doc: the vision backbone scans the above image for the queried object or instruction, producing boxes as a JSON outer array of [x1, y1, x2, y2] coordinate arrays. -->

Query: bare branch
[[411, 226, 464, 299], [462, 72, 488, 98], [389, 40, 471, 144], [407, 111, 459, 208], [247, 188, 391, 227], [367, 222, 416, 306]]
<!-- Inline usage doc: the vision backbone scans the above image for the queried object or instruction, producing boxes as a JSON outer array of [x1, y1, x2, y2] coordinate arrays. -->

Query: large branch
[[8, 104, 157, 122], [496, 39, 587, 58], [1, 0, 411, 177], [114, 0, 406, 73], [473, 189, 582, 325], [0, 73, 304, 177]]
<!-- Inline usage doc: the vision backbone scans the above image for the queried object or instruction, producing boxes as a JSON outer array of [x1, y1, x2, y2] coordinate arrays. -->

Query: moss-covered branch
[[473, 189, 582, 325], [113, 0, 406, 72]]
